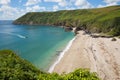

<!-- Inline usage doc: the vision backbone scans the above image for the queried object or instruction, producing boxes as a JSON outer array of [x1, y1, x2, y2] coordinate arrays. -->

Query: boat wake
[[0, 32, 26, 39], [16, 34, 26, 39]]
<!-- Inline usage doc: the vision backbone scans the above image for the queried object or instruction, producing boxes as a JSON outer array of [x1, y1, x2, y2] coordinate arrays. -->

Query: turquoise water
[[0, 21, 74, 71]]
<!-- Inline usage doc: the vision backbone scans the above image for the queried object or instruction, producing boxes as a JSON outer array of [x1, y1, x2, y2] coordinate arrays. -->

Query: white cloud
[[26, 5, 46, 12], [0, 2, 46, 20], [0, 0, 11, 4], [33, 5, 40, 10], [0, 5, 17, 14], [98, 0, 120, 8], [75, 0, 93, 9], [33, 5, 46, 11], [0, 5, 22, 20], [53, 5, 59, 11], [26, 0, 41, 6], [97, 5, 106, 8], [58, 1, 67, 7], [44, 0, 67, 7], [103, 0, 120, 6], [104, 0, 120, 4], [44, 0, 61, 2], [44, 0, 93, 8], [65, 7, 75, 10]]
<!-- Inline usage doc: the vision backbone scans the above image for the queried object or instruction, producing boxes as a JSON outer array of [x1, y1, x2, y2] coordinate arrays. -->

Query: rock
[[75, 27, 82, 32], [91, 35, 99, 38], [74, 27, 82, 35], [111, 38, 117, 41], [64, 27, 73, 32], [29, 21, 33, 25], [85, 30, 91, 34]]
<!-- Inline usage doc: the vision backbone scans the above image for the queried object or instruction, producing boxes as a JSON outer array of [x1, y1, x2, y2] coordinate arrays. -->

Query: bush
[[0, 50, 100, 80]]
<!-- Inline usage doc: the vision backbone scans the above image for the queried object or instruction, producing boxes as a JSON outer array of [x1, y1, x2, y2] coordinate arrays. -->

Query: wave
[[16, 34, 26, 39], [48, 36, 76, 73], [0, 32, 26, 39]]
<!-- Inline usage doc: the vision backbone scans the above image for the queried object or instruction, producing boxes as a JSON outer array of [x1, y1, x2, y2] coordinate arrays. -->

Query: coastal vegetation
[[13, 5, 120, 36], [0, 50, 100, 80]]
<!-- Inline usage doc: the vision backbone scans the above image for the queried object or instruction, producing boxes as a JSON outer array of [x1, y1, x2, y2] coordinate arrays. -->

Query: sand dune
[[53, 31, 120, 80]]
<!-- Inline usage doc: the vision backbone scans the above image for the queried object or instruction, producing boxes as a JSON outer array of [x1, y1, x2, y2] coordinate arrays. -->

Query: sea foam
[[48, 37, 76, 73]]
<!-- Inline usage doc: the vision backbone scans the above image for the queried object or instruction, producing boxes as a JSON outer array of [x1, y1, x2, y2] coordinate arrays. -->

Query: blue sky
[[0, 0, 120, 20]]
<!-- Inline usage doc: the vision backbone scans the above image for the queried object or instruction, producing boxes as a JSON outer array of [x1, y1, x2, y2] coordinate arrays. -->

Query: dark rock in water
[[64, 27, 73, 32], [25, 36, 28, 38]]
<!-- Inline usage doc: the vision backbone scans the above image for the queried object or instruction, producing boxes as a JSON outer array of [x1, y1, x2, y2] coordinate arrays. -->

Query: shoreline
[[48, 36, 76, 73], [52, 31, 120, 80]]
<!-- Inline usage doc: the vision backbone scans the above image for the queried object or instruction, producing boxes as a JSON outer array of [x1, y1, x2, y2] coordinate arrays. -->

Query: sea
[[0, 20, 74, 71]]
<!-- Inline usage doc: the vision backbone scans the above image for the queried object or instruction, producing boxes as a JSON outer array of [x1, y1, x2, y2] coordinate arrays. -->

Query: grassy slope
[[0, 50, 100, 80], [14, 6, 120, 36]]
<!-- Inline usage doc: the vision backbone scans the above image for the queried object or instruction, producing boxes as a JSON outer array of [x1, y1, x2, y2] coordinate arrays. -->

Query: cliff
[[13, 5, 120, 36]]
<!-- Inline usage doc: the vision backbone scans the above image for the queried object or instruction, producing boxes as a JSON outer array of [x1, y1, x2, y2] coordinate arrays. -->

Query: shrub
[[0, 50, 100, 80]]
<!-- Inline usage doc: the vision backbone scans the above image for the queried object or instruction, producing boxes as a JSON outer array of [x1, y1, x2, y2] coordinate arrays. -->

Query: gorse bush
[[0, 50, 41, 80], [14, 5, 120, 36], [0, 50, 100, 80]]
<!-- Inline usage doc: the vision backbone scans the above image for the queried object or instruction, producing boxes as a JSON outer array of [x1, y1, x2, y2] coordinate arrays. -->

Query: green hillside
[[0, 50, 100, 80], [13, 5, 120, 36]]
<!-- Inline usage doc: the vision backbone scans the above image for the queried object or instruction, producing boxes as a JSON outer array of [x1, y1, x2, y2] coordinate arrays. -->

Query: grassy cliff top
[[14, 5, 120, 36]]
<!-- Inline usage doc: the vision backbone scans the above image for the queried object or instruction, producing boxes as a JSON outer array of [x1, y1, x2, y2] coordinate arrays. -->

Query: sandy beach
[[53, 31, 120, 80]]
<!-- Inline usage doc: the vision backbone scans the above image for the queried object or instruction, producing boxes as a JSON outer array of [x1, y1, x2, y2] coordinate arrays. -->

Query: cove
[[0, 21, 74, 71]]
